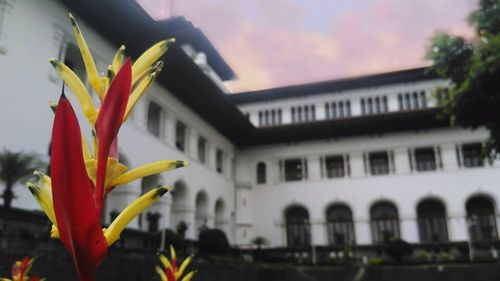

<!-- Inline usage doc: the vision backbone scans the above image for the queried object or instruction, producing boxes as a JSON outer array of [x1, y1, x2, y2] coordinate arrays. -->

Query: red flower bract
[[94, 59, 131, 214], [51, 94, 108, 281]]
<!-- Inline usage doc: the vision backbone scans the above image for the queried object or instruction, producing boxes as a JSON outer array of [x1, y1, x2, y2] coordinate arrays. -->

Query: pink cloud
[[137, 0, 477, 92]]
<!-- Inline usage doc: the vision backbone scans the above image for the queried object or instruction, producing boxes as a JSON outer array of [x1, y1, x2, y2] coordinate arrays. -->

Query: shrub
[[385, 238, 412, 261], [367, 256, 384, 266], [198, 229, 230, 255], [163, 228, 186, 251]]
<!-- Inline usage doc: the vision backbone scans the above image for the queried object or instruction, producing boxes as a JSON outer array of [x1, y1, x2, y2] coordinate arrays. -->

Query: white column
[[311, 221, 327, 245], [349, 152, 365, 178], [307, 156, 321, 181], [400, 218, 419, 243], [355, 220, 371, 244], [394, 148, 411, 174], [441, 143, 459, 171]]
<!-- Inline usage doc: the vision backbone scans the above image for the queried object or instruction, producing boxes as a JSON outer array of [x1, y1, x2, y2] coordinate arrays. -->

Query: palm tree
[[0, 150, 44, 209]]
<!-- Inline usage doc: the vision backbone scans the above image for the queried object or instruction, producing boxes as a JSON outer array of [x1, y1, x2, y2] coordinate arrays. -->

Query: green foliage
[[367, 256, 384, 266], [251, 236, 269, 249], [426, 1, 500, 155], [0, 150, 45, 209], [198, 228, 230, 255]]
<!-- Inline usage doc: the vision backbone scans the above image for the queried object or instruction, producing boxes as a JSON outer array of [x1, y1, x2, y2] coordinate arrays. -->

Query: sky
[[137, 0, 478, 92]]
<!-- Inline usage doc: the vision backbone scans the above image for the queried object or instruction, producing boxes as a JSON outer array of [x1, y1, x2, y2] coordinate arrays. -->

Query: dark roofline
[[59, 0, 235, 80], [229, 67, 438, 104], [247, 108, 448, 146]]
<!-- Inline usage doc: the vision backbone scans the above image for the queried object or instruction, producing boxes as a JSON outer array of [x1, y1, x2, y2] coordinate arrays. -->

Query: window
[[331, 102, 337, 118], [175, 121, 187, 151], [271, 110, 276, 125], [325, 155, 345, 178], [291, 107, 296, 123], [325, 103, 330, 119], [462, 143, 483, 167], [0, 0, 14, 53], [197, 137, 207, 163], [311, 105, 316, 121], [382, 96, 388, 112], [216, 149, 224, 173], [420, 91, 427, 108], [346, 101, 351, 117], [278, 109, 282, 124], [304, 106, 309, 122], [297, 107, 302, 123], [398, 94, 403, 110], [404, 93, 411, 109], [367, 98, 373, 114], [286, 206, 310, 247], [338, 101, 344, 117], [417, 199, 448, 242], [264, 110, 269, 126], [284, 158, 304, 181], [374, 97, 381, 113], [257, 162, 266, 184], [369, 152, 390, 175], [415, 147, 436, 171], [466, 195, 498, 241], [412, 92, 419, 109], [64, 43, 87, 82], [147, 102, 162, 137], [370, 201, 400, 243], [326, 204, 355, 245], [258, 111, 263, 126]]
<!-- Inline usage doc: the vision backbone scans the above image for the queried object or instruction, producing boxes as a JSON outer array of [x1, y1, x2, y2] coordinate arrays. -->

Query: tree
[[426, 0, 500, 156], [0, 150, 44, 209]]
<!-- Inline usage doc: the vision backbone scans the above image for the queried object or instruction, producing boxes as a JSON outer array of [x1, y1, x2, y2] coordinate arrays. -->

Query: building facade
[[0, 0, 499, 249]]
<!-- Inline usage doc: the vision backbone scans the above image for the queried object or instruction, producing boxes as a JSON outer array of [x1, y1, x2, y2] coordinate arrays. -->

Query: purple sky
[[137, 0, 477, 92]]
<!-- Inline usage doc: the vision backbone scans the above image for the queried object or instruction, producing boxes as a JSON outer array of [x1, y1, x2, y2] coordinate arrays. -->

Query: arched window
[[420, 91, 427, 108], [195, 190, 210, 236], [170, 181, 190, 232], [417, 199, 448, 242], [382, 96, 388, 112], [370, 201, 400, 243], [325, 103, 330, 119], [257, 162, 266, 184], [375, 97, 381, 113], [412, 92, 419, 109], [285, 206, 310, 247], [338, 101, 344, 118], [326, 204, 355, 245], [404, 93, 411, 110], [466, 195, 498, 241], [215, 198, 226, 230]]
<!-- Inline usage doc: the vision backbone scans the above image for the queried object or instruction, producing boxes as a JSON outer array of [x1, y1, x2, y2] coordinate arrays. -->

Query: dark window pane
[[462, 143, 483, 167], [175, 121, 186, 151], [325, 155, 344, 178], [286, 207, 310, 247], [285, 158, 303, 181], [198, 137, 206, 163], [216, 149, 223, 173], [257, 162, 266, 184], [370, 202, 400, 243], [147, 102, 162, 137], [369, 152, 389, 175], [415, 148, 436, 171]]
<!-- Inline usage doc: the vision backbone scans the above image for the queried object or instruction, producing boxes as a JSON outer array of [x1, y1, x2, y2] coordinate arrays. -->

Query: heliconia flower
[[25, 15, 185, 281], [156, 246, 195, 281], [0, 257, 45, 281]]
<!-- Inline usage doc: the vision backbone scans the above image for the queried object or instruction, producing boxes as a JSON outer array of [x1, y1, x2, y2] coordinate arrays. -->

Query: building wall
[[235, 127, 500, 246], [238, 79, 449, 127], [0, 0, 236, 241]]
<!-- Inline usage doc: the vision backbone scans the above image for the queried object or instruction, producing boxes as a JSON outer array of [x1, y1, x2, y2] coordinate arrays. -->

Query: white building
[[0, 0, 499, 249]]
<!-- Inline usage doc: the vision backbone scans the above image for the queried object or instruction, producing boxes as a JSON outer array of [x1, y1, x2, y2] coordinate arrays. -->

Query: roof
[[58, 0, 449, 147], [229, 67, 439, 104]]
